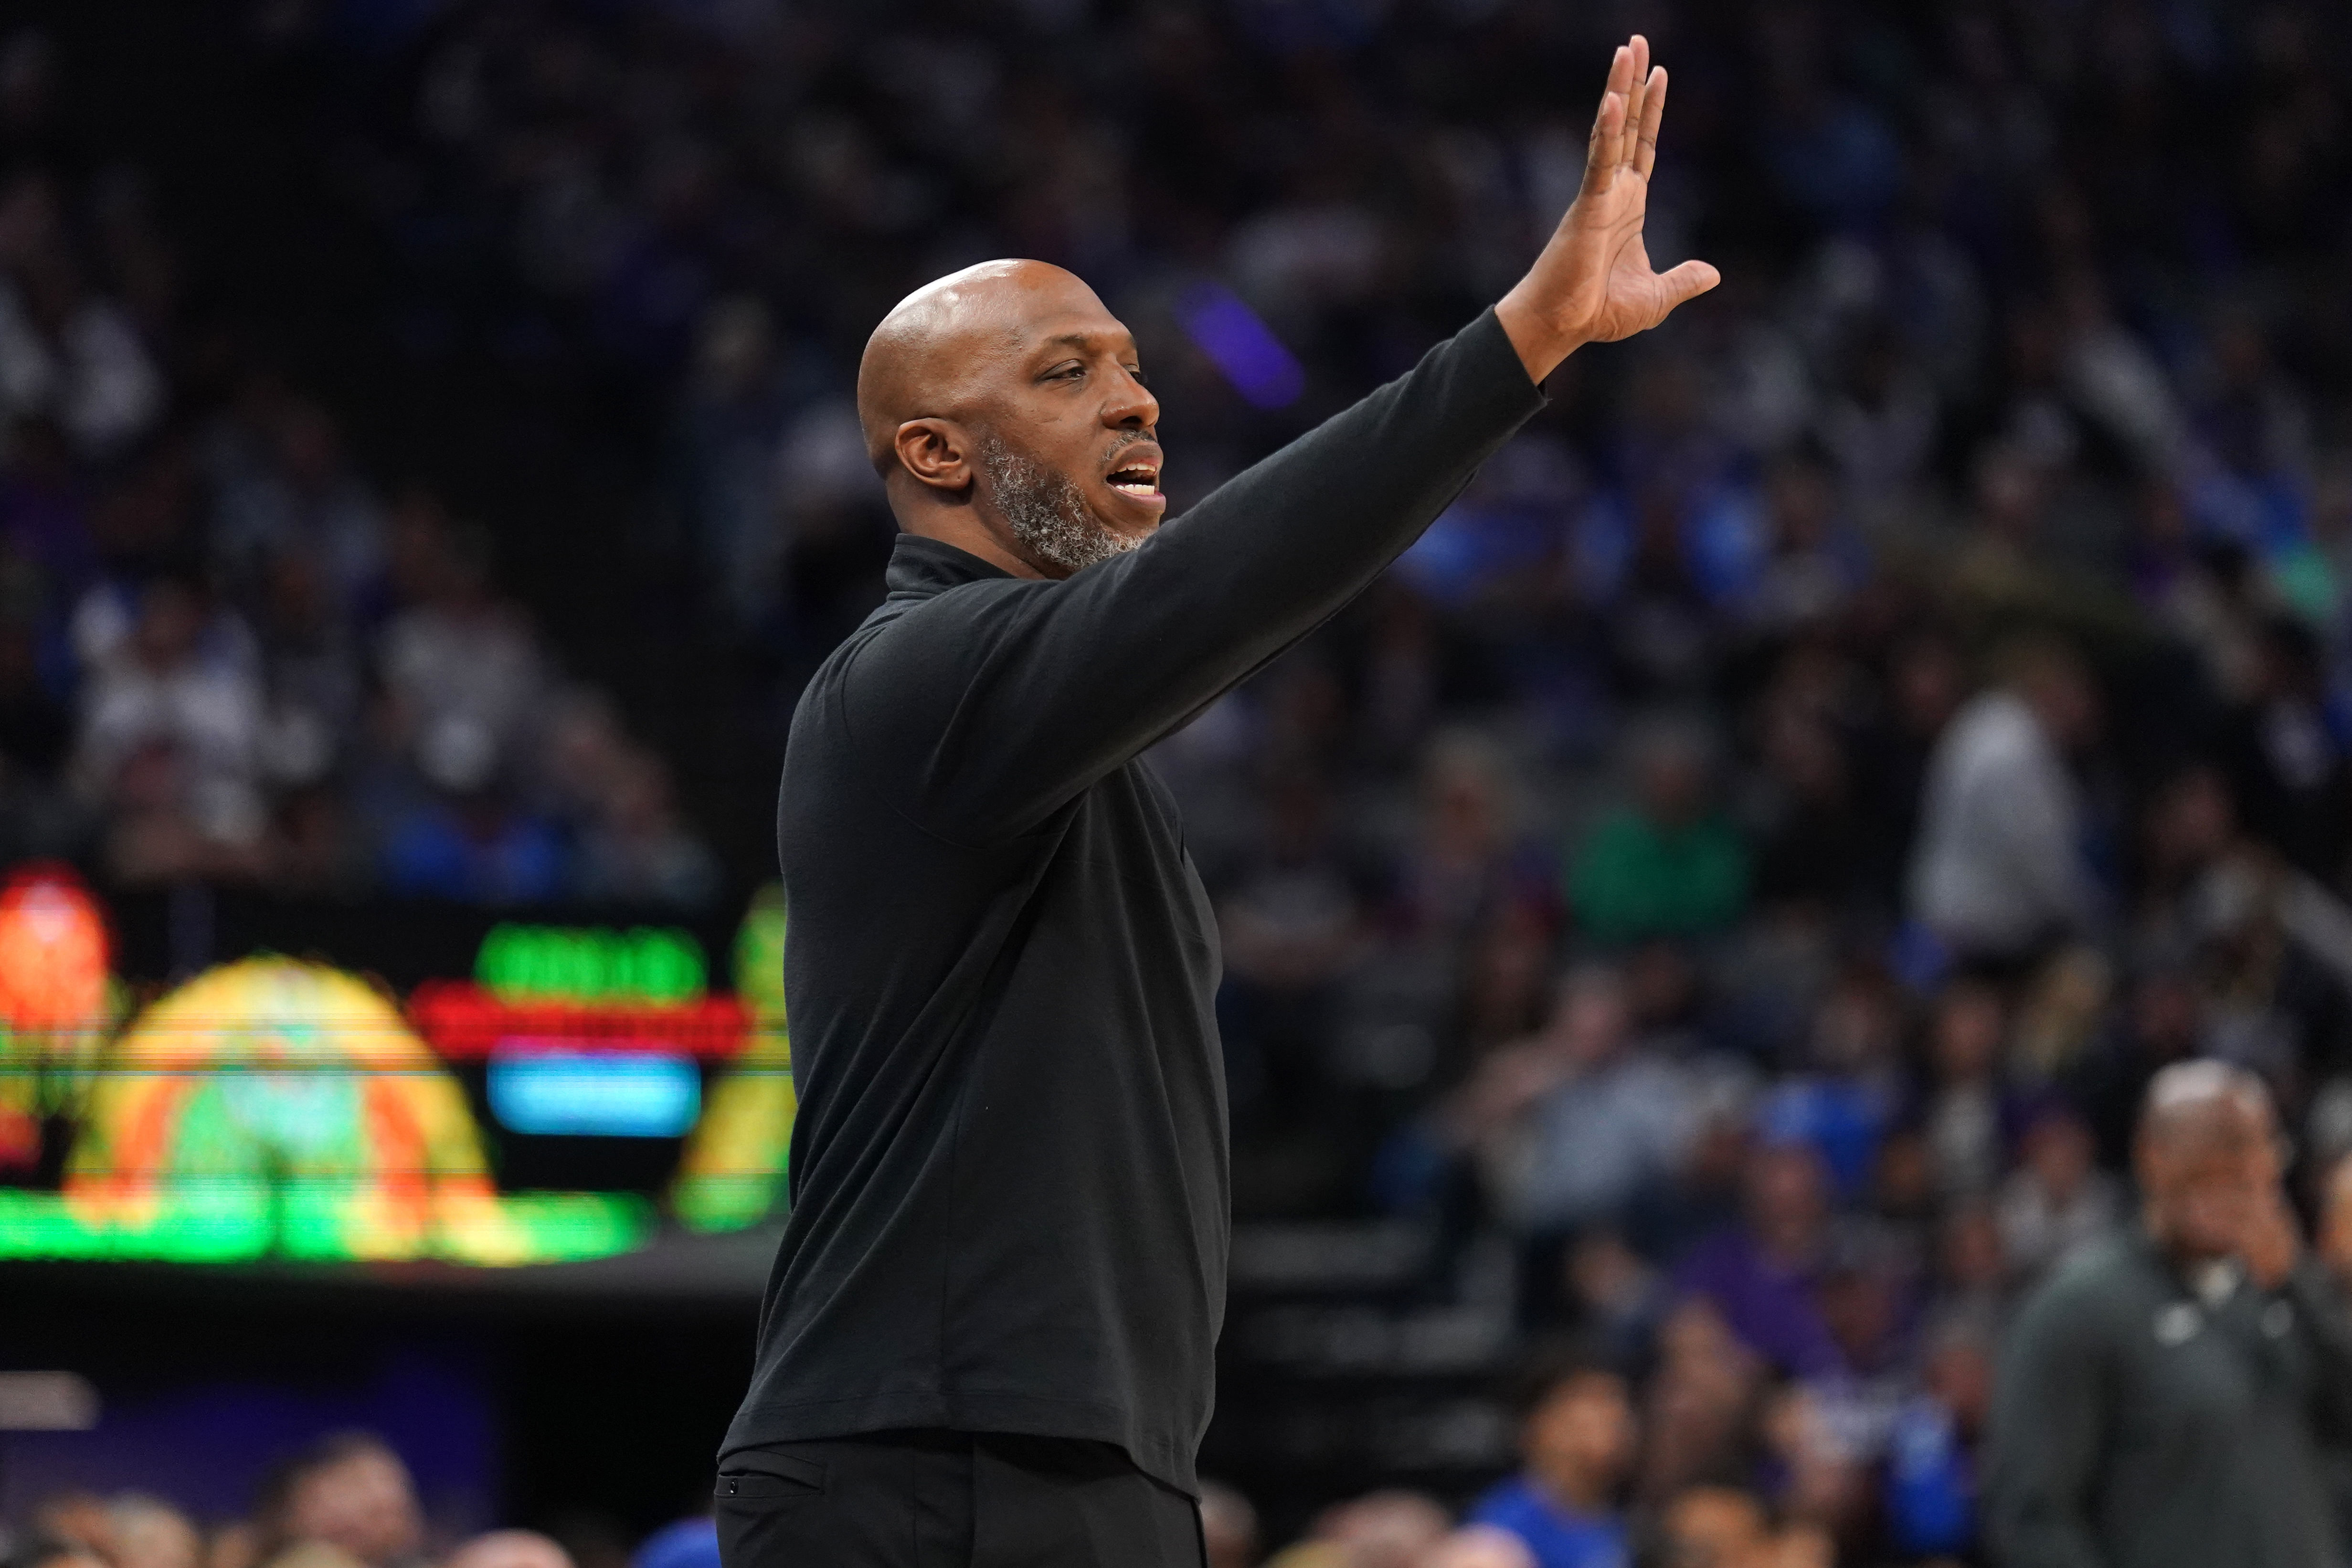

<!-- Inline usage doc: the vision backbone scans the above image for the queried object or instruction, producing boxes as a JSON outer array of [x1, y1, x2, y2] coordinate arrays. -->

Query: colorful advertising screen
[[0, 867, 795, 1268]]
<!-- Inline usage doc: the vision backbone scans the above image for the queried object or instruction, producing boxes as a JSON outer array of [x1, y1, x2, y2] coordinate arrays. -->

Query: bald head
[[2140, 1060, 2272, 1154], [2138, 1059, 2283, 1264], [853, 259, 1165, 578], [858, 260, 1077, 468]]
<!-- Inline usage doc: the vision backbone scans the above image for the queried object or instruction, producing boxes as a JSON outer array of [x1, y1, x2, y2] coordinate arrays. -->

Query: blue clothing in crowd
[[1467, 1477, 1630, 1568]]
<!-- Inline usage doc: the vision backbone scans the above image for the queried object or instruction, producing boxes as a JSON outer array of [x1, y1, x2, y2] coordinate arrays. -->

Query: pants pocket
[[717, 1451, 826, 1505]]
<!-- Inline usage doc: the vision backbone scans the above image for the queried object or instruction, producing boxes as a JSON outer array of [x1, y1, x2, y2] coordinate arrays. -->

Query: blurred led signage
[[488, 1049, 702, 1138], [0, 893, 801, 1269], [0, 865, 110, 1029], [0, 958, 646, 1264], [476, 922, 706, 1003], [672, 884, 793, 1232], [0, 866, 113, 1172]]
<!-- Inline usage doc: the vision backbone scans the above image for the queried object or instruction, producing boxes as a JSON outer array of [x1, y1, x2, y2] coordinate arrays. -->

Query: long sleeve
[[837, 309, 1544, 842], [1987, 1280, 2113, 1568]]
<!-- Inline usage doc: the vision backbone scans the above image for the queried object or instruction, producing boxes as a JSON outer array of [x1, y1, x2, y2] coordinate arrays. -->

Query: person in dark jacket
[[711, 33, 1718, 1568], [1987, 1060, 2352, 1568]]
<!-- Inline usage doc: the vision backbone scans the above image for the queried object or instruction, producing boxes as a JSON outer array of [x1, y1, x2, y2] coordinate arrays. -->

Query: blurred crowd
[[0, 1436, 725, 1568], [11, 0, 2352, 1559], [313, 0, 2352, 1559], [0, 27, 717, 905]]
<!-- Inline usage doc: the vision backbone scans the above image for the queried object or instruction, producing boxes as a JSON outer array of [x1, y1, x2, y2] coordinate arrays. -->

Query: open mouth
[[1106, 462, 1162, 499]]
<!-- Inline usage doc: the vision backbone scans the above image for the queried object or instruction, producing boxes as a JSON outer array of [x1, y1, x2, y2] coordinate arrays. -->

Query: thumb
[[1658, 258, 1721, 312]]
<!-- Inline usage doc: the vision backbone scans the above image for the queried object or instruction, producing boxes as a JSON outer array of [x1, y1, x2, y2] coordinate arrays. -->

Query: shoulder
[[2012, 1233, 2148, 1341], [828, 576, 1059, 684]]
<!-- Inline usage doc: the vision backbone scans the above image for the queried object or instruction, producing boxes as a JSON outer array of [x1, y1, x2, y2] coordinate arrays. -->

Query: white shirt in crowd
[[1908, 689, 2092, 958]]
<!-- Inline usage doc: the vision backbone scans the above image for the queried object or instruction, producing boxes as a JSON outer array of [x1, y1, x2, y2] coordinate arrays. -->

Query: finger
[[1633, 66, 1668, 180], [1580, 47, 1632, 197], [1610, 40, 1641, 168], [1658, 258, 1722, 313], [1621, 36, 1652, 169]]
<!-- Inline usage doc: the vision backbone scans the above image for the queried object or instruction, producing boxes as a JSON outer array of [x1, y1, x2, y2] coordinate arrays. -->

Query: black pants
[[714, 1430, 1205, 1568]]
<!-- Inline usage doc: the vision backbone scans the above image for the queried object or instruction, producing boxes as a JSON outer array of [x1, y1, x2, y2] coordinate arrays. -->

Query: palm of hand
[[1499, 36, 1717, 377], [1557, 178, 1674, 344]]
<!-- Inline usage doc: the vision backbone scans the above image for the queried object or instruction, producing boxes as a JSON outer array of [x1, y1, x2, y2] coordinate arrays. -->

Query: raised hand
[[1495, 34, 1720, 384]]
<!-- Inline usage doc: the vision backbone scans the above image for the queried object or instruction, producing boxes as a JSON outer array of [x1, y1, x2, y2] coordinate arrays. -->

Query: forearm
[[889, 310, 1544, 838], [1106, 305, 1544, 657]]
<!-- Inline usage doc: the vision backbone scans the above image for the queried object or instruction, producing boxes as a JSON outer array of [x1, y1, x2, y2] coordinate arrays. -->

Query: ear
[[893, 417, 974, 494]]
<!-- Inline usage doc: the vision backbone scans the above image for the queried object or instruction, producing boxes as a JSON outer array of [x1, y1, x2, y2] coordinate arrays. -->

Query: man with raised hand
[[716, 36, 1715, 1568]]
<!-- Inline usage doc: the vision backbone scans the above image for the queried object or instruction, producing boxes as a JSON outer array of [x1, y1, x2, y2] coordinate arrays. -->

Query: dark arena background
[[3, 1, 2352, 1565]]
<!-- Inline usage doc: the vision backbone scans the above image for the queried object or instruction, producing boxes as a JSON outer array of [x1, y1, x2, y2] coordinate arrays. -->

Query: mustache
[[1102, 429, 1156, 465]]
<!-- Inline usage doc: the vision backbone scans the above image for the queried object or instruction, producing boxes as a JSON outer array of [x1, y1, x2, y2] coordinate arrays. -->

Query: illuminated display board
[[0, 866, 115, 1172], [0, 874, 796, 1268]]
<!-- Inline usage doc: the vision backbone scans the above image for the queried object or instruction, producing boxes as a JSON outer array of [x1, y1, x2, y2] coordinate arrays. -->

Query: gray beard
[[979, 434, 1141, 574]]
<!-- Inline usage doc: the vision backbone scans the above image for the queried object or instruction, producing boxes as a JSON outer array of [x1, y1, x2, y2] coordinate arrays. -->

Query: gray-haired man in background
[[1989, 1061, 2352, 1568]]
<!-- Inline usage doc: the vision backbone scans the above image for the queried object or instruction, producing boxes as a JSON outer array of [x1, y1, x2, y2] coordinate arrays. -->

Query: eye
[[1043, 361, 1085, 383], [1128, 366, 1148, 385]]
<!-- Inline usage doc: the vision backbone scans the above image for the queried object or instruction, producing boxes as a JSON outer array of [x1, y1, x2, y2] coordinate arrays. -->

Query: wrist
[[1494, 289, 1586, 387]]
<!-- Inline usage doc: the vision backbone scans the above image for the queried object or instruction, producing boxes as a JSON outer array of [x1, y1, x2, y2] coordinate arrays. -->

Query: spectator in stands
[[207, 394, 386, 625], [1419, 1529, 1534, 1568], [1743, 458, 1860, 637], [1908, 637, 2101, 965], [1387, 731, 1550, 952], [572, 751, 718, 910], [1881, 1322, 1992, 1562], [0, 175, 165, 460], [106, 1496, 201, 1568], [73, 573, 267, 880], [1928, 1199, 2012, 1346], [1915, 978, 2015, 1199], [1996, 1102, 2125, 1283], [1756, 965, 1904, 1203], [1568, 718, 1747, 949], [253, 1432, 426, 1568], [1649, 1485, 1768, 1568], [376, 500, 547, 798], [1671, 1141, 1843, 1379], [251, 544, 361, 796], [1268, 1492, 1449, 1568], [1468, 964, 1701, 1242], [2215, 615, 2352, 882], [1633, 1298, 1764, 1508], [377, 780, 568, 905], [1466, 1358, 1635, 1568], [441, 1535, 572, 1568]]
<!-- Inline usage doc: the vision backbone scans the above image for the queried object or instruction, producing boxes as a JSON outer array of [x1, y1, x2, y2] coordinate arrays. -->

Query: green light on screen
[[476, 924, 706, 1004]]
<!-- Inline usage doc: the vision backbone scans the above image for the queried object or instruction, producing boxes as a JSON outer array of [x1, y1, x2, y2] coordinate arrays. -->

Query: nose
[[1103, 364, 1158, 430]]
